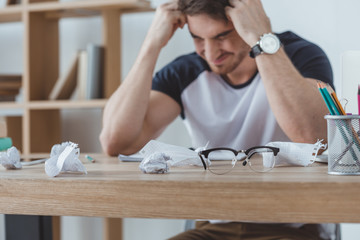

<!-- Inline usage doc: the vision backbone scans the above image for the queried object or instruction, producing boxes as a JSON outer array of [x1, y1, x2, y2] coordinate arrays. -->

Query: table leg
[[103, 218, 123, 240], [52, 216, 61, 240]]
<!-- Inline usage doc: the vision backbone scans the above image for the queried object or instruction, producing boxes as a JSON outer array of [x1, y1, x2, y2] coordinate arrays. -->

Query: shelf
[[29, 99, 107, 109], [1, 0, 149, 236], [0, 102, 24, 109], [0, 100, 107, 110], [0, 0, 152, 22], [1, 0, 149, 161], [0, 5, 22, 23], [28, 0, 151, 16]]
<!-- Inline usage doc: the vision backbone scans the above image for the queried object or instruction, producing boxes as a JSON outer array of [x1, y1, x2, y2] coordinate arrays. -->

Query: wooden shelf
[[0, 5, 22, 23], [0, 0, 153, 156], [29, 99, 107, 109], [0, 102, 24, 109], [28, 0, 151, 13], [0, 0, 152, 22], [1, 1, 153, 238]]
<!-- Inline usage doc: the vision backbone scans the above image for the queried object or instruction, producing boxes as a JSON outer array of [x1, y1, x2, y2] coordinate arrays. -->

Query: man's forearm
[[100, 40, 162, 155], [256, 47, 328, 142], [100, 1, 186, 155]]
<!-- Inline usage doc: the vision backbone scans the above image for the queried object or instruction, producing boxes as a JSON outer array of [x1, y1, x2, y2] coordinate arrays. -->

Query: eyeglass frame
[[198, 146, 280, 172]]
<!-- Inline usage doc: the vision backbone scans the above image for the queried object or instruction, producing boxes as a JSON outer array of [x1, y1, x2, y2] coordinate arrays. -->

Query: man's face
[[187, 14, 250, 75]]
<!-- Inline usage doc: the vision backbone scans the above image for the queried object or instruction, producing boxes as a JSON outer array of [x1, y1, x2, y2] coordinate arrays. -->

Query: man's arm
[[226, 0, 329, 143], [100, 2, 185, 156]]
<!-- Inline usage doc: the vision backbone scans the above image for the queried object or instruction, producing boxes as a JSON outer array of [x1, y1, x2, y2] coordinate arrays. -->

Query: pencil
[[317, 82, 360, 160], [85, 154, 95, 163], [317, 82, 335, 115], [325, 83, 346, 115], [318, 82, 340, 115]]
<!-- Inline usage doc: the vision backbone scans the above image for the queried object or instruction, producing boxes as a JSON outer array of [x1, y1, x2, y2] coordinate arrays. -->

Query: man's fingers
[[178, 14, 187, 29], [228, 0, 243, 7], [224, 6, 233, 22], [161, 1, 178, 11]]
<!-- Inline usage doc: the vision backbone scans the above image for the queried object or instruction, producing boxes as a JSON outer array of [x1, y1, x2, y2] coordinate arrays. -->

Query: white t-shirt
[[152, 31, 335, 240], [181, 71, 289, 149]]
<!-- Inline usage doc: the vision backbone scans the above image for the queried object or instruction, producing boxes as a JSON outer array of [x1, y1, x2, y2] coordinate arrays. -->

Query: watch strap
[[249, 44, 262, 58]]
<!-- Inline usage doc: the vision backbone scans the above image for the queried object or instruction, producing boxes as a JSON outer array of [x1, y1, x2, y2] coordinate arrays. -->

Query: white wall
[[1, 0, 360, 239]]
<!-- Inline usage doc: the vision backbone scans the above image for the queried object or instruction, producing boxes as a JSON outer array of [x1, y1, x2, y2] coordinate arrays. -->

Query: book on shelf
[[76, 50, 88, 100], [0, 95, 16, 101], [0, 74, 22, 102], [86, 44, 104, 99], [76, 44, 104, 100], [49, 44, 104, 101], [6, 0, 21, 6], [0, 117, 7, 138], [0, 75, 21, 81], [0, 80, 21, 89], [48, 52, 79, 100], [0, 89, 20, 95]]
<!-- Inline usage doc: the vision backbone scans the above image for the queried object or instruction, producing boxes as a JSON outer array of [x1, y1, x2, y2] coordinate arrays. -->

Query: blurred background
[[0, 0, 359, 239]]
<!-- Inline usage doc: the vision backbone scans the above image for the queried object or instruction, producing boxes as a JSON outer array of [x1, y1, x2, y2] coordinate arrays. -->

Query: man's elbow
[[99, 130, 141, 156], [100, 131, 119, 156]]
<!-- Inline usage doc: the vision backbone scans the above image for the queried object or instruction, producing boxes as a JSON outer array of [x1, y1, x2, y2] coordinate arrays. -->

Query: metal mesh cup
[[325, 115, 360, 175]]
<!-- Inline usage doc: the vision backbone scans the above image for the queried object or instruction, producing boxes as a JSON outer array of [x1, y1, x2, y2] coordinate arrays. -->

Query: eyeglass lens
[[247, 148, 275, 172], [207, 148, 275, 174]]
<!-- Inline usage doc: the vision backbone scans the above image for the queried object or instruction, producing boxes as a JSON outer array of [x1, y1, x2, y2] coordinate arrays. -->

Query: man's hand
[[225, 0, 272, 47], [146, 1, 186, 50], [100, 1, 185, 156]]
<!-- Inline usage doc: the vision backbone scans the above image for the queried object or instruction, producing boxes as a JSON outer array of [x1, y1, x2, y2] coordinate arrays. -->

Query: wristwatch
[[249, 33, 281, 58]]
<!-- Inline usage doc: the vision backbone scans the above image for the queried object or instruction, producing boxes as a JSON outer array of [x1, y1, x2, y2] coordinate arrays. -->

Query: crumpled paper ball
[[0, 146, 22, 169], [45, 141, 87, 177], [139, 152, 171, 174]]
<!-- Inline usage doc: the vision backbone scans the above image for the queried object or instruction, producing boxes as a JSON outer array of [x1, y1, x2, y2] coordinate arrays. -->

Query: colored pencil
[[317, 82, 360, 158], [318, 82, 340, 115], [325, 83, 346, 115], [317, 82, 335, 115]]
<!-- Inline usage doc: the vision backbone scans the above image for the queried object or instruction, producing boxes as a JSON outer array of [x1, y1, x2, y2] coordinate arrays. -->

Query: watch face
[[260, 34, 280, 54]]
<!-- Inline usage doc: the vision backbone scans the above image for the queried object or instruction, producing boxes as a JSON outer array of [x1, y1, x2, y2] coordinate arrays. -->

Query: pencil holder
[[325, 115, 360, 175]]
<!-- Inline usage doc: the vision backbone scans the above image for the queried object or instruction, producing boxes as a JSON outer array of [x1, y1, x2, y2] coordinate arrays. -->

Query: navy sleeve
[[152, 62, 183, 108], [152, 53, 209, 118], [280, 31, 334, 89]]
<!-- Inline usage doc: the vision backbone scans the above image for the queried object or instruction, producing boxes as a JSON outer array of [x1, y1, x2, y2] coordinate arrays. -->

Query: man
[[100, 0, 336, 239]]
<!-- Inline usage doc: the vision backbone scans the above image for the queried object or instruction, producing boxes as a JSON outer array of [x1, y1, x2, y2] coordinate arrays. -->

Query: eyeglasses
[[198, 146, 280, 175]]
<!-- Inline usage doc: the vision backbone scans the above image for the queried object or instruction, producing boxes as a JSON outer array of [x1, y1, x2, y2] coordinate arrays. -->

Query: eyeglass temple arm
[[244, 146, 280, 157], [198, 152, 207, 170]]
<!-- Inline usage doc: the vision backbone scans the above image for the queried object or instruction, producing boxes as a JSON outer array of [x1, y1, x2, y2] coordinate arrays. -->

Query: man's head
[[177, 0, 253, 82], [178, 0, 230, 23]]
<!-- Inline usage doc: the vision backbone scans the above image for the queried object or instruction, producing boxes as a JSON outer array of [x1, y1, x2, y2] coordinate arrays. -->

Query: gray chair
[[184, 221, 341, 239], [335, 224, 342, 240]]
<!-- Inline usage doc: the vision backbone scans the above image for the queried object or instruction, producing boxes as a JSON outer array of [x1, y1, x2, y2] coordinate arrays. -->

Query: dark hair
[[178, 0, 230, 22]]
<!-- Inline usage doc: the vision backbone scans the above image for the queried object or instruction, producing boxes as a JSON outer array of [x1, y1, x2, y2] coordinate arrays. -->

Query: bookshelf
[[0, 1, 152, 239], [0, 0, 152, 157]]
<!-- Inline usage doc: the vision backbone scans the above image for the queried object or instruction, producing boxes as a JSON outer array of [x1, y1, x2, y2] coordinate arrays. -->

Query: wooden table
[[1, 155, 360, 238]]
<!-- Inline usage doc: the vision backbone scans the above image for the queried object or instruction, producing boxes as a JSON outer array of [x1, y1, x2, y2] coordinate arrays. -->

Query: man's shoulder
[[276, 31, 313, 48], [277, 31, 328, 60], [277, 31, 333, 86], [155, 52, 210, 82]]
